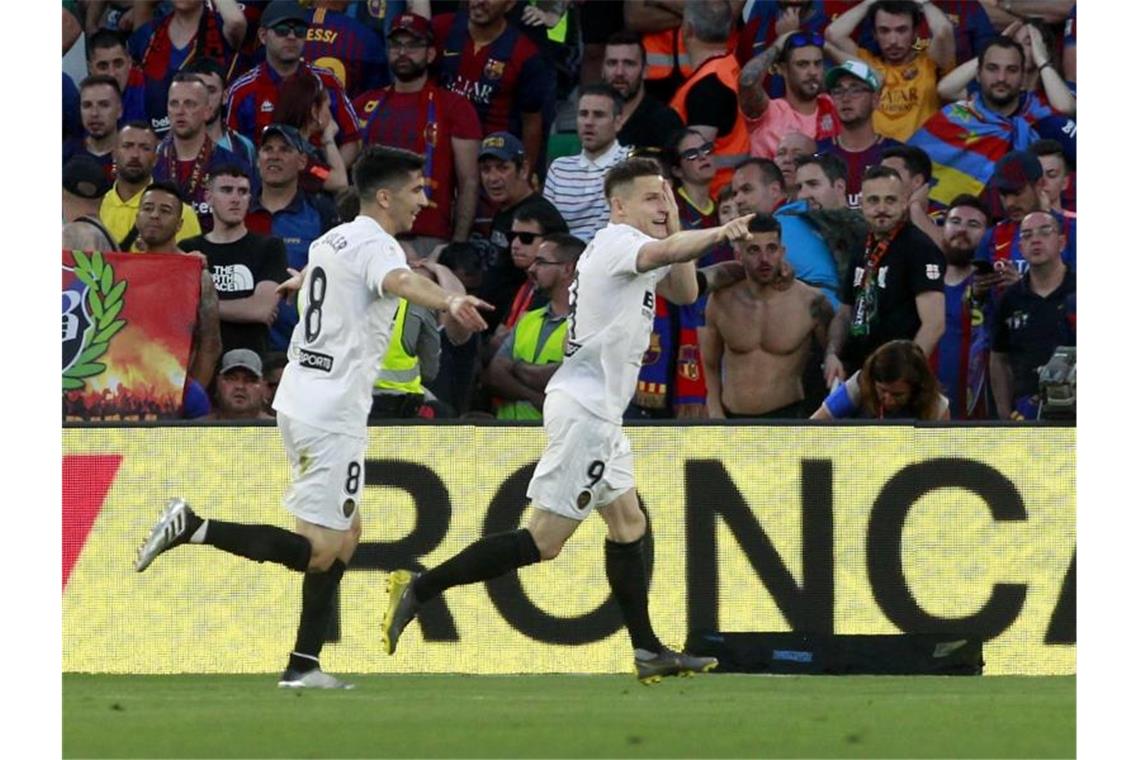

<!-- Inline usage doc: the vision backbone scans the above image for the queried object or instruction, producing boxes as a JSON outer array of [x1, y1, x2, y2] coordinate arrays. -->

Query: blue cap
[[479, 132, 525, 162]]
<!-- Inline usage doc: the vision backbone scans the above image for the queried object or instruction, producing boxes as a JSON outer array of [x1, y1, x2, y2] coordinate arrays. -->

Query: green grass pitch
[[63, 674, 1074, 758]]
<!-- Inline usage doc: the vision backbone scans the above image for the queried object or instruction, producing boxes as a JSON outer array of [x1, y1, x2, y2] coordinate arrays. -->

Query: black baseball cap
[[63, 155, 112, 199], [260, 0, 307, 28]]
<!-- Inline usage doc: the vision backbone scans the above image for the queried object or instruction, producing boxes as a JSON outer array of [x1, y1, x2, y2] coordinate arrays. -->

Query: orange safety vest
[[643, 28, 692, 83], [669, 53, 750, 198], [643, 27, 741, 82]]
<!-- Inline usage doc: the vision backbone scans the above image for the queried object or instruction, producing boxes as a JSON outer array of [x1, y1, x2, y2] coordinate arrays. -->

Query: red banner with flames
[[62, 250, 201, 420]]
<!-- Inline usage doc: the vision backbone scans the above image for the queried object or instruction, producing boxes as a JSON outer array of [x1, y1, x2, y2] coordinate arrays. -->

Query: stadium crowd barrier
[[63, 422, 1074, 676]]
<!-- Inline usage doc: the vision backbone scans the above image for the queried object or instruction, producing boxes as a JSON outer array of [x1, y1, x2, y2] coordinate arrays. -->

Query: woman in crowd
[[812, 339, 950, 421]]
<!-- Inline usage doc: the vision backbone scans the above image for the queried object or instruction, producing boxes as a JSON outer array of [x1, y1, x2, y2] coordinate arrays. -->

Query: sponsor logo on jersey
[[298, 348, 335, 372]]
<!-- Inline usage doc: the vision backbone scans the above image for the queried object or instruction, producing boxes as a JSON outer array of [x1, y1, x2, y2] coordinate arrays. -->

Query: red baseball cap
[[388, 13, 433, 43]]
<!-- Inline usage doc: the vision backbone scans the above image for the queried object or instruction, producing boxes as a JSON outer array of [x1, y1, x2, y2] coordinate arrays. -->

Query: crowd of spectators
[[62, 0, 1077, 423]]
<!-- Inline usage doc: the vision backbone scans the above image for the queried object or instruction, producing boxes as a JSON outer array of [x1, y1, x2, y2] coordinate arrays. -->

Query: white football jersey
[[273, 215, 409, 437], [545, 222, 668, 423]]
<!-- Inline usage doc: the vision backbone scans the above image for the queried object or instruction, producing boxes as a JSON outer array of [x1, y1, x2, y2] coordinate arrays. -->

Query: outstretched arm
[[382, 268, 492, 333]]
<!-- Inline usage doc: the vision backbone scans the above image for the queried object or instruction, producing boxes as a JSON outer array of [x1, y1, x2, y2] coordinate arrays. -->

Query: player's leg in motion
[[597, 490, 718, 684], [382, 507, 582, 654], [133, 497, 311, 574], [133, 413, 360, 688], [278, 515, 360, 689]]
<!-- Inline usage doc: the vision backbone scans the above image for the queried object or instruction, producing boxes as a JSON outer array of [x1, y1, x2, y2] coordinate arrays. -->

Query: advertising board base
[[685, 631, 984, 675]]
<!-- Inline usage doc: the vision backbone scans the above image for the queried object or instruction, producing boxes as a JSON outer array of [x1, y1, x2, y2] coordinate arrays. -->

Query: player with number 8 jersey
[[132, 145, 490, 690], [381, 157, 758, 683]]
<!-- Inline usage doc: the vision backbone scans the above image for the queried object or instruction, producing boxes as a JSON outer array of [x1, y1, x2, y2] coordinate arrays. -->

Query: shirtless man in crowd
[[701, 213, 833, 419]]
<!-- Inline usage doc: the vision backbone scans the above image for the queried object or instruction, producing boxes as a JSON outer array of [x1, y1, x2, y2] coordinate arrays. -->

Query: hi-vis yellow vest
[[375, 299, 422, 395], [497, 307, 567, 420]]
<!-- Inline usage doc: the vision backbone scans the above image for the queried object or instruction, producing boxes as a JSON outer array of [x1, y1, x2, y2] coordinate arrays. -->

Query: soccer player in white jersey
[[382, 158, 755, 683], [133, 146, 491, 689]]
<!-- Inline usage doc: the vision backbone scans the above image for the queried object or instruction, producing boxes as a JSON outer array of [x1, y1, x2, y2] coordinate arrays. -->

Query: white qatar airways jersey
[[545, 223, 668, 424], [273, 215, 409, 437]]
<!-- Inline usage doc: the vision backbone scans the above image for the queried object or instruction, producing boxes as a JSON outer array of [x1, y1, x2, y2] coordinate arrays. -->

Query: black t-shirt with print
[[183, 232, 289, 357], [840, 222, 946, 371]]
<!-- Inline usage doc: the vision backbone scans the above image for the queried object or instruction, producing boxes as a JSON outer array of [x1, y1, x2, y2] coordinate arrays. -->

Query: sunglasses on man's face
[[507, 231, 542, 245], [271, 21, 308, 38], [678, 142, 714, 162]]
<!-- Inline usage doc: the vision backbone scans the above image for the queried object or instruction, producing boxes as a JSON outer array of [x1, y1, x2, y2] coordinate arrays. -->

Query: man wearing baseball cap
[[826, 0, 956, 143], [975, 151, 1076, 289], [815, 60, 902, 208], [206, 349, 273, 420], [248, 122, 339, 351], [352, 12, 482, 258], [226, 0, 361, 166], [62, 155, 117, 251]]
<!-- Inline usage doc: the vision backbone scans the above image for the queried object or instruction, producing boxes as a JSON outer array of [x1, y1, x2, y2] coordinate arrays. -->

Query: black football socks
[[605, 536, 663, 653], [288, 559, 347, 673], [413, 529, 541, 603], [194, 520, 312, 572]]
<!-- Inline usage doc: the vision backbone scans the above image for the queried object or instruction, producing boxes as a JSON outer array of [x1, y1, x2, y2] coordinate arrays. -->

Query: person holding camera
[[990, 210, 1075, 420]]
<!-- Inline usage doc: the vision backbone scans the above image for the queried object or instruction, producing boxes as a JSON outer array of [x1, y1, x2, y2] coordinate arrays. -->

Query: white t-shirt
[[545, 223, 668, 424], [273, 215, 409, 437]]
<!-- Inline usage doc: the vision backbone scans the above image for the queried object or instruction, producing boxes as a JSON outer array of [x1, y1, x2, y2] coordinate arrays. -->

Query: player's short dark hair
[[209, 163, 251, 184], [577, 83, 624, 117], [979, 37, 1026, 70], [716, 183, 735, 203], [79, 74, 122, 98], [882, 145, 932, 183], [794, 153, 847, 184], [604, 157, 665, 199], [862, 164, 902, 185], [542, 233, 587, 264], [142, 180, 185, 205], [1030, 139, 1070, 172], [869, 1, 921, 28], [184, 57, 226, 81], [513, 198, 569, 235], [735, 157, 786, 193], [352, 145, 426, 201], [604, 30, 646, 65], [946, 193, 991, 225], [87, 29, 128, 57], [746, 213, 782, 239]]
